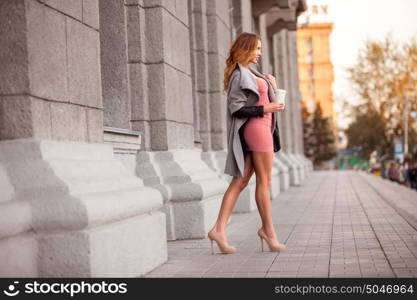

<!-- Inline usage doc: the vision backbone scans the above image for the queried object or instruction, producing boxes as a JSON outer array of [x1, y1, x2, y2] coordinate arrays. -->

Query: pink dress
[[243, 74, 273, 152]]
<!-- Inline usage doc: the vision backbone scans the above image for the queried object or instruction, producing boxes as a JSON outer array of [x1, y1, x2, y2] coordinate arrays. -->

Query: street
[[144, 170, 417, 278]]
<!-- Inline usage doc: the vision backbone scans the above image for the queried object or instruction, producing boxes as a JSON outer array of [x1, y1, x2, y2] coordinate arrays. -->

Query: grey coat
[[224, 63, 282, 178]]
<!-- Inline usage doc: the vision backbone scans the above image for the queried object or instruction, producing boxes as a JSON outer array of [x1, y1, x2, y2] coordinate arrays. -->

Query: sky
[[300, 0, 417, 129]]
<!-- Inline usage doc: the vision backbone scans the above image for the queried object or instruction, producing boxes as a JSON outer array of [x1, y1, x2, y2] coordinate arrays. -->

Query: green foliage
[[302, 103, 337, 167], [345, 109, 392, 159], [344, 35, 417, 159]]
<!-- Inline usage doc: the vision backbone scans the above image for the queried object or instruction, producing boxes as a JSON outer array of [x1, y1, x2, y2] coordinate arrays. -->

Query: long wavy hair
[[223, 32, 261, 92]]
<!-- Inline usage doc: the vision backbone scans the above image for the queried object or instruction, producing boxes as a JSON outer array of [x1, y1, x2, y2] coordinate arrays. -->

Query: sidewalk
[[143, 170, 417, 278]]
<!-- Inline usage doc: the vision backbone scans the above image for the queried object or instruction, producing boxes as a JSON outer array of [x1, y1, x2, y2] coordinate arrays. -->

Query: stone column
[[287, 28, 306, 180], [0, 0, 166, 277], [99, 0, 142, 171], [100, 0, 130, 130], [207, 0, 230, 151], [188, 0, 209, 150], [135, 0, 228, 240], [200, 0, 261, 213], [272, 25, 301, 185], [231, 0, 252, 37], [254, 13, 281, 199], [291, 26, 313, 173]]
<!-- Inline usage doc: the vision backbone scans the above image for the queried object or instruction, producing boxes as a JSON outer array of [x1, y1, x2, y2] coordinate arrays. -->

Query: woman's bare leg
[[251, 151, 281, 243], [209, 152, 255, 242]]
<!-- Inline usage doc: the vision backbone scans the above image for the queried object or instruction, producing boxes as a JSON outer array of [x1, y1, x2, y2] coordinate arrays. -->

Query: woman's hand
[[264, 102, 285, 113], [263, 73, 278, 91]]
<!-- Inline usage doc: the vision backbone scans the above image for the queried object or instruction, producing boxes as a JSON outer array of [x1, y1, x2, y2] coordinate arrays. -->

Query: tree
[[344, 109, 392, 160], [302, 102, 337, 168], [344, 35, 417, 160]]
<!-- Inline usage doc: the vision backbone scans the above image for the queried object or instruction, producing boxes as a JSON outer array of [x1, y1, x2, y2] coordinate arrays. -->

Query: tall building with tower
[[296, 1, 338, 140]]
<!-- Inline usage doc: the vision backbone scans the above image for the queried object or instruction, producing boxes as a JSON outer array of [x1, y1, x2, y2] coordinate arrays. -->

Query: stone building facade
[[0, 0, 312, 277]]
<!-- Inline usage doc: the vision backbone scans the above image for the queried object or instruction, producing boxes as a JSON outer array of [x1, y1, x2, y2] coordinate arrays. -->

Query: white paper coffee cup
[[276, 89, 286, 103]]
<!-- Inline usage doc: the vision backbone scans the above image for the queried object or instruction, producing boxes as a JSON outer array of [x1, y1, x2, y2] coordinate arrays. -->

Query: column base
[[274, 156, 290, 191], [202, 150, 256, 213], [277, 152, 301, 186], [294, 154, 312, 177], [137, 149, 229, 240], [287, 153, 306, 181], [0, 138, 167, 277]]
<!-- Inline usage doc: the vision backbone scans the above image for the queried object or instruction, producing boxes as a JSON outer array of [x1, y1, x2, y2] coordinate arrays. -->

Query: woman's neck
[[240, 63, 250, 69]]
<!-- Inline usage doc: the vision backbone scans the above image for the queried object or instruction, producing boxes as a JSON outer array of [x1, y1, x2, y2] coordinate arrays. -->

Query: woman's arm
[[232, 105, 264, 118]]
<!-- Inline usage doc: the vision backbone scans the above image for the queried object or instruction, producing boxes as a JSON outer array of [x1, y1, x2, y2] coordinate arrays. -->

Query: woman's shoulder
[[229, 68, 241, 85]]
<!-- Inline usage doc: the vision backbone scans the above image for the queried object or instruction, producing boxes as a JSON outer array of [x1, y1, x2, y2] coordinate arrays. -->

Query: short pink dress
[[243, 73, 274, 152]]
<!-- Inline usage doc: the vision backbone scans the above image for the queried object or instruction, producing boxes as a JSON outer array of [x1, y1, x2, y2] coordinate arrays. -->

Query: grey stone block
[[163, 10, 191, 73], [41, 212, 167, 277], [149, 121, 168, 150], [143, 7, 163, 62], [82, 0, 99, 29], [136, 149, 229, 239], [189, 0, 205, 13], [31, 97, 53, 139], [0, 234, 38, 277], [207, 53, 222, 91], [213, 0, 231, 30], [189, 6, 207, 51], [146, 64, 166, 120], [99, 0, 130, 129], [210, 131, 227, 151], [274, 158, 290, 190], [151, 120, 194, 150], [164, 66, 193, 124], [206, 14, 218, 53], [0, 138, 167, 277], [126, 5, 143, 62], [0, 96, 33, 139], [124, 0, 143, 5], [209, 92, 226, 131], [206, 8, 231, 57], [241, 0, 253, 33], [0, 96, 53, 141], [144, 7, 191, 73], [192, 51, 209, 92], [86, 108, 103, 143], [143, 0, 189, 26], [146, 63, 194, 147], [217, 25, 232, 58], [27, 0, 68, 101], [0, 165, 14, 204], [131, 120, 151, 150], [0, 0, 29, 95], [197, 92, 210, 130], [50, 102, 88, 142], [67, 17, 101, 108], [43, 0, 82, 21], [129, 63, 148, 120]]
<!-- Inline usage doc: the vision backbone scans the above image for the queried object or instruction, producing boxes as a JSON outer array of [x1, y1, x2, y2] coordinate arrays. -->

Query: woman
[[207, 32, 286, 254]]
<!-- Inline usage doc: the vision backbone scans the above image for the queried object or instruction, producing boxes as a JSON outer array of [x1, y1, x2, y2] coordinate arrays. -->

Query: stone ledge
[[103, 126, 142, 155]]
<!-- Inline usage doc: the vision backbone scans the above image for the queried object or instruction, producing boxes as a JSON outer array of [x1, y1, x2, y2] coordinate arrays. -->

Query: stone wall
[[0, 0, 102, 143]]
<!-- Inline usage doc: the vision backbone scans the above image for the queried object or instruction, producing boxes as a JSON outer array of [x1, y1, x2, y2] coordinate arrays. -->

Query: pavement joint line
[[144, 170, 417, 278], [328, 170, 339, 277], [348, 173, 400, 277], [359, 173, 417, 267], [266, 171, 328, 274], [359, 172, 417, 232]]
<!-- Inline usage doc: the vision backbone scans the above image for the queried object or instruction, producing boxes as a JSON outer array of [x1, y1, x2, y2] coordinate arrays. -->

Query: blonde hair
[[223, 32, 261, 92]]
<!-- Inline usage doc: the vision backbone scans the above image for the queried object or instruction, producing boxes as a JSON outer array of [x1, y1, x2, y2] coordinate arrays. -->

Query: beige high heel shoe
[[207, 230, 236, 255], [257, 228, 286, 252]]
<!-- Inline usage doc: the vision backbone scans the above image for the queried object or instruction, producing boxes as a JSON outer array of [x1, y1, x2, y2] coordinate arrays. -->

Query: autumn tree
[[344, 35, 417, 160], [302, 102, 337, 168]]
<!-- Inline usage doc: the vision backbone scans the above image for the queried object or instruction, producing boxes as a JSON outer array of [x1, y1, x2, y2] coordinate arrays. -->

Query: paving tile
[[143, 171, 417, 278]]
